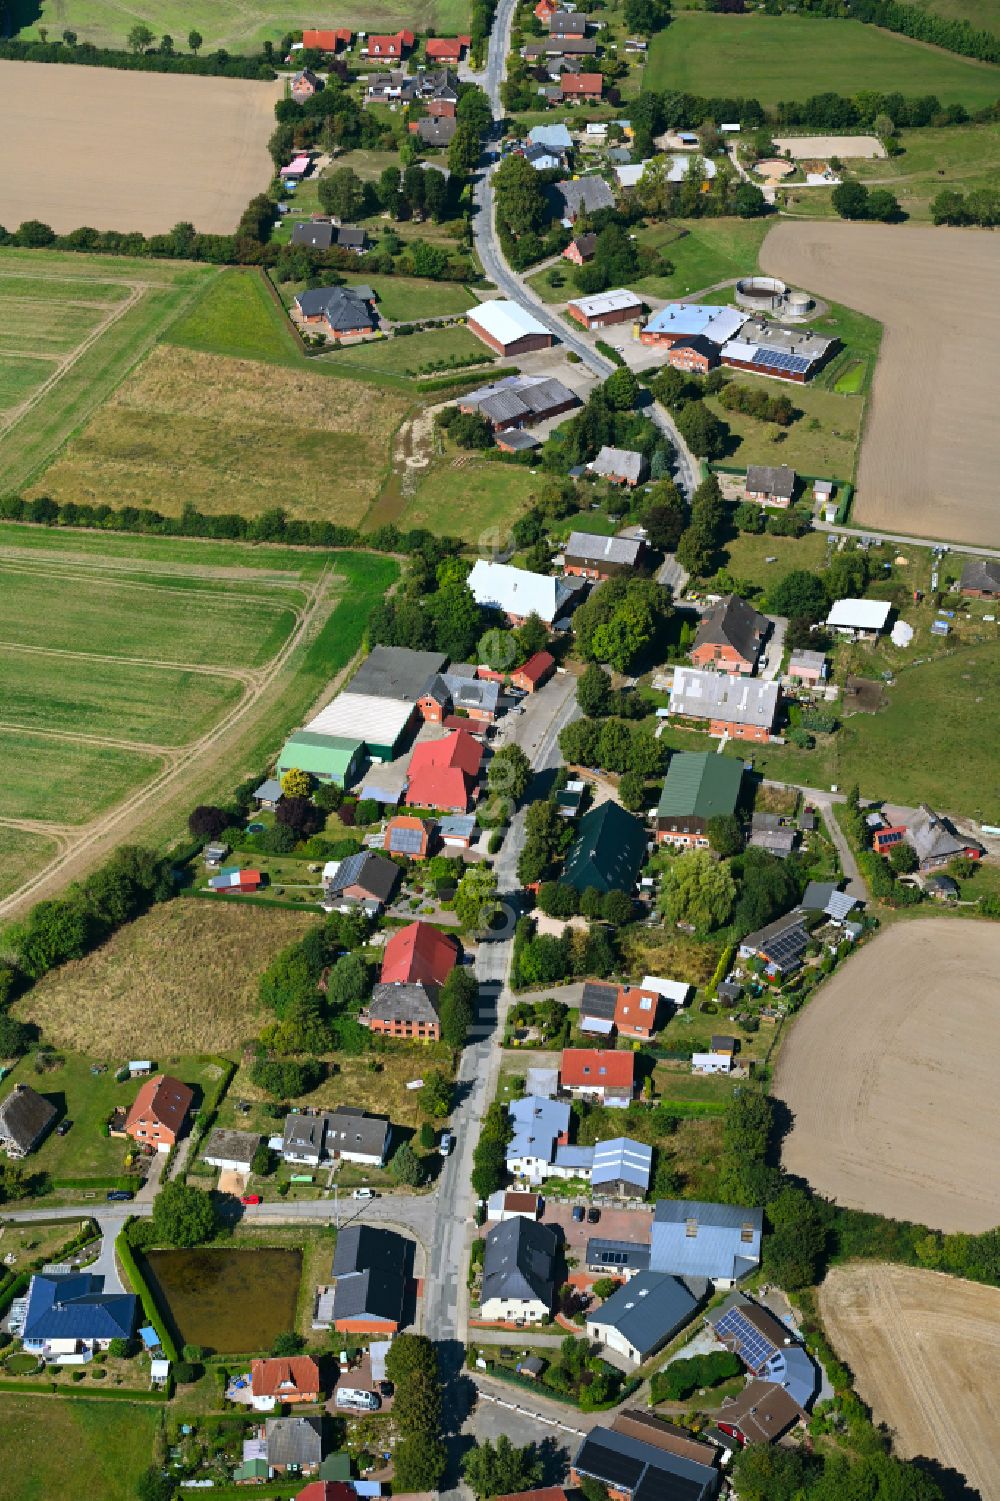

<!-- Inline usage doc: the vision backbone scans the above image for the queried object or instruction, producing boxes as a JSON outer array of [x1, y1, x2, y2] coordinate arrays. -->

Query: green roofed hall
[[563, 800, 648, 894], [276, 731, 365, 787], [655, 751, 743, 848]]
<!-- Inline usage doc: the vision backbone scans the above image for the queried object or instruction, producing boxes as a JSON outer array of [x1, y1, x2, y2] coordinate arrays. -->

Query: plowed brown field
[[0, 60, 278, 234], [774, 919, 1000, 1232], [760, 221, 1000, 546], [821, 1263, 1000, 1501]]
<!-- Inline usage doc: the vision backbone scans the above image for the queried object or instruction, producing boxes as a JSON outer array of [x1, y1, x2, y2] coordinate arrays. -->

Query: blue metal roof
[[23, 1274, 136, 1343], [507, 1094, 571, 1165], [591, 1136, 652, 1191], [554, 1144, 595, 1171], [651, 1199, 762, 1282], [764, 1343, 818, 1408]]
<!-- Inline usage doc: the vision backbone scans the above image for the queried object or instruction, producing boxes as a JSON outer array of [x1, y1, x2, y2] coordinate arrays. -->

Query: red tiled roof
[[496, 1490, 568, 1501], [302, 28, 352, 48], [614, 986, 659, 1031], [124, 1074, 193, 1137], [427, 36, 463, 56], [296, 1484, 356, 1501], [561, 73, 603, 94], [381, 920, 458, 989], [515, 650, 555, 685], [406, 729, 483, 810], [560, 1048, 635, 1089], [251, 1355, 320, 1398]]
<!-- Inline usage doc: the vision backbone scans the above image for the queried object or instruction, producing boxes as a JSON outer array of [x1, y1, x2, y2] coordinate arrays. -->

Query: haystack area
[[773, 919, 1000, 1232], [0, 61, 278, 234], [760, 220, 1000, 546], [821, 1263, 1000, 1501]]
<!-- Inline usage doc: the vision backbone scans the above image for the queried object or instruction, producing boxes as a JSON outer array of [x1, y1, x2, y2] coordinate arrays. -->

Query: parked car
[[56, 1120, 73, 1137], [336, 1387, 381, 1411], [352, 1188, 377, 1200], [587, 1206, 600, 1223], [241, 1194, 261, 1206], [572, 1205, 585, 1222], [106, 1190, 133, 1202], [439, 1132, 454, 1157]]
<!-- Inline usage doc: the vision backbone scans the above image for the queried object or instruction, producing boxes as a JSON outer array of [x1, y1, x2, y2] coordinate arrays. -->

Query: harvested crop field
[[820, 1263, 1000, 1501], [19, 900, 320, 1055], [0, 61, 278, 235], [774, 920, 1000, 1232], [32, 344, 411, 523], [760, 221, 1000, 546]]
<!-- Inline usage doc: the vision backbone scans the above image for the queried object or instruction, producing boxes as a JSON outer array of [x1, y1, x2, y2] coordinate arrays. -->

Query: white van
[[336, 1387, 381, 1411]]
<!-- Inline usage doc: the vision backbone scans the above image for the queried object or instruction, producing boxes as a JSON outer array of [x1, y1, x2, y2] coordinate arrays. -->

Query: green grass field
[[0, 729, 160, 824], [165, 268, 302, 365], [910, 0, 1000, 36], [644, 13, 1000, 108], [0, 1396, 161, 1501], [0, 828, 58, 902], [708, 377, 863, 483], [633, 218, 773, 299], [389, 457, 543, 543], [0, 249, 216, 497], [342, 273, 474, 323], [331, 324, 491, 377]]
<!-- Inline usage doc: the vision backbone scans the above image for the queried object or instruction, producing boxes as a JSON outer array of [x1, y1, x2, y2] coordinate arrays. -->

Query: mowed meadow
[[0, 526, 398, 916]]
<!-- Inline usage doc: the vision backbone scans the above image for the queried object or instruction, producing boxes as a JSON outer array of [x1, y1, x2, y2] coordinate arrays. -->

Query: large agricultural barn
[[466, 300, 554, 357]]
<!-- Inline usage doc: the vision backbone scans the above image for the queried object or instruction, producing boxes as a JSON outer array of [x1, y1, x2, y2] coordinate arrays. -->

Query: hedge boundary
[[115, 1225, 179, 1362]]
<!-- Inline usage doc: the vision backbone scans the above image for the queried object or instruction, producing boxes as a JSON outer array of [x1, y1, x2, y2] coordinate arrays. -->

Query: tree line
[[797, 0, 1000, 66], [0, 33, 275, 75], [932, 185, 1000, 226]]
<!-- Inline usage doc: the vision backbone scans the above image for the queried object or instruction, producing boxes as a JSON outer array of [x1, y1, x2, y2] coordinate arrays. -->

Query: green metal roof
[[319, 1452, 353, 1481], [233, 1459, 269, 1481], [563, 800, 647, 894], [278, 730, 364, 779], [657, 751, 743, 821]]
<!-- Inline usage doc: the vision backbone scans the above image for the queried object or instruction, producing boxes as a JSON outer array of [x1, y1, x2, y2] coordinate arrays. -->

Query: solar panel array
[[389, 825, 425, 855], [715, 1305, 778, 1371], [764, 925, 808, 968], [751, 347, 812, 375]]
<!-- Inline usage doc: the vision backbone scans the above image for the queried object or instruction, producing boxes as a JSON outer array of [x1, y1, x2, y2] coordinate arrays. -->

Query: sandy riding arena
[[761, 221, 1000, 546], [821, 1263, 1000, 1501], [772, 134, 885, 158], [0, 61, 279, 235], [774, 919, 1000, 1232]]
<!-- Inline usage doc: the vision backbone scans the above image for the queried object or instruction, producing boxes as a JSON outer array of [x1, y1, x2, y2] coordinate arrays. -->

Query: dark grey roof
[[254, 777, 283, 801], [418, 116, 457, 144], [556, 176, 615, 218], [525, 34, 598, 53], [294, 68, 322, 87], [571, 231, 598, 257], [283, 1113, 325, 1157], [749, 827, 795, 858], [291, 220, 335, 250], [693, 594, 768, 665], [960, 558, 1000, 593], [337, 226, 367, 249], [423, 673, 500, 715], [573, 1426, 717, 1501], [0, 1084, 57, 1154], [589, 1271, 700, 1359], [482, 1216, 558, 1308], [327, 851, 400, 902], [746, 464, 796, 500], [331, 1225, 410, 1325], [351, 646, 449, 702], [266, 1415, 324, 1468], [499, 429, 541, 451], [368, 982, 439, 1025], [908, 803, 983, 864], [550, 8, 587, 31], [326, 1109, 390, 1160], [586, 1238, 651, 1273], [295, 285, 378, 330], [203, 1127, 260, 1165], [581, 980, 618, 1021], [801, 880, 838, 910], [740, 908, 809, 969]]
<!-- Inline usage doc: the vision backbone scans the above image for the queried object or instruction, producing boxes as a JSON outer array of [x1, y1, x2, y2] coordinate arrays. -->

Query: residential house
[[438, 813, 477, 847], [207, 866, 263, 895], [563, 233, 597, 267], [405, 728, 483, 811], [529, 122, 573, 152], [588, 446, 648, 486], [905, 803, 984, 869], [872, 824, 907, 857], [560, 1048, 635, 1107], [786, 649, 827, 685], [524, 35, 598, 57], [567, 289, 644, 331], [322, 851, 400, 910], [578, 979, 617, 1037], [640, 302, 745, 349], [506, 1094, 571, 1183], [291, 68, 322, 102], [749, 812, 796, 859], [466, 299, 554, 357], [549, 8, 588, 34], [282, 1113, 328, 1168], [717, 1379, 807, 1445], [665, 336, 718, 374], [708, 1291, 816, 1410], [293, 285, 379, 341], [669, 668, 779, 742], [586, 1272, 702, 1365], [721, 319, 836, 383], [554, 176, 615, 222], [302, 27, 353, 49], [524, 142, 564, 170], [591, 1137, 653, 1197], [203, 1128, 260, 1174], [563, 531, 644, 580], [330, 1225, 411, 1332], [426, 34, 471, 60], [560, 72, 603, 101], [467, 559, 574, 627], [291, 220, 336, 250], [825, 598, 892, 639], [959, 558, 1000, 598], [253, 776, 284, 810], [266, 1416, 324, 1475], [0, 1084, 57, 1159], [563, 801, 647, 895], [650, 1199, 763, 1286], [926, 873, 959, 901], [586, 1239, 651, 1278], [363, 982, 441, 1041], [570, 1424, 719, 1501], [383, 815, 432, 859], [487, 1189, 543, 1222], [690, 595, 769, 675], [418, 672, 500, 724], [380, 920, 458, 990], [655, 751, 743, 848], [744, 464, 796, 508], [480, 1216, 558, 1324], [739, 909, 810, 978], [417, 115, 457, 145], [124, 1074, 193, 1154], [534, 0, 559, 20], [458, 373, 580, 433], [366, 29, 414, 57], [511, 651, 556, 692], [277, 731, 365, 787], [250, 1356, 321, 1412], [614, 985, 660, 1040], [325, 1109, 391, 1167], [21, 1272, 136, 1358], [335, 226, 368, 253]]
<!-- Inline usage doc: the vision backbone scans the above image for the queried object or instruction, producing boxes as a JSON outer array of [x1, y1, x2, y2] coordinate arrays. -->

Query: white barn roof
[[466, 299, 549, 345], [467, 559, 573, 622], [307, 692, 413, 746], [568, 288, 643, 319], [826, 598, 892, 631]]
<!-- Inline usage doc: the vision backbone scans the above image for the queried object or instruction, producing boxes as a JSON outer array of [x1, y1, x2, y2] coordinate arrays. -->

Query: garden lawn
[[0, 730, 160, 824], [643, 12, 1000, 109], [0, 1053, 225, 1182], [707, 377, 864, 484], [0, 827, 57, 903], [0, 1395, 161, 1501], [220, 1046, 454, 1133], [632, 218, 773, 300], [390, 457, 542, 543], [19, 900, 320, 1055], [342, 273, 473, 323], [165, 268, 302, 365], [718, 528, 830, 589], [332, 325, 490, 377]]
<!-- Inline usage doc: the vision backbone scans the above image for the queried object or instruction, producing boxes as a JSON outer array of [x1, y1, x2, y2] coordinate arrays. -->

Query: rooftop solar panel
[[751, 347, 812, 374], [389, 826, 424, 854], [715, 1306, 779, 1371]]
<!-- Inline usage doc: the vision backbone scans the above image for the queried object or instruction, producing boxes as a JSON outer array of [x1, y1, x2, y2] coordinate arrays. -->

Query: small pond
[[143, 1248, 302, 1354]]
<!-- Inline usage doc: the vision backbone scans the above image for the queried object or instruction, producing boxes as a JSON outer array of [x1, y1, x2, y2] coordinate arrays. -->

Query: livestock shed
[[566, 289, 643, 330], [277, 731, 366, 787], [466, 300, 554, 357]]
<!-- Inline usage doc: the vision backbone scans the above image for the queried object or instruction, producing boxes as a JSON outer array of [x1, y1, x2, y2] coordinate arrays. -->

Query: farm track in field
[[0, 641, 256, 684]]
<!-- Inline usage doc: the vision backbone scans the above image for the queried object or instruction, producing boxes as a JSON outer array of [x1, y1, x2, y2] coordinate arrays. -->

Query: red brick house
[[366, 29, 414, 57], [561, 73, 603, 101], [560, 1049, 635, 1106], [666, 337, 718, 374], [251, 1356, 321, 1409], [380, 920, 458, 990], [426, 35, 471, 60], [563, 233, 597, 266], [511, 651, 556, 693], [405, 729, 483, 811], [124, 1074, 194, 1153], [383, 815, 432, 859], [690, 595, 769, 676], [291, 68, 322, 101]]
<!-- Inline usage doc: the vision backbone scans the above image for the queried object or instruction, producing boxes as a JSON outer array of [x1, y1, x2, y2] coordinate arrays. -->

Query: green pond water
[[143, 1248, 302, 1354]]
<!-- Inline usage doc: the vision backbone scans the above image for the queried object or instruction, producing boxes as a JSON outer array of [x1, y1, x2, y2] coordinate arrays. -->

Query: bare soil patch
[[772, 134, 886, 158], [760, 221, 1000, 546], [820, 1262, 1000, 1501], [0, 61, 279, 235], [774, 919, 1000, 1232], [19, 899, 319, 1055]]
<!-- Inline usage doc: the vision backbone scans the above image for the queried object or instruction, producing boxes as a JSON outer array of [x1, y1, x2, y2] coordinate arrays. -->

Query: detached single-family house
[[579, 980, 618, 1037], [554, 176, 615, 222], [562, 801, 647, 895], [323, 851, 401, 911], [266, 1415, 324, 1476], [825, 598, 892, 640], [330, 1225, 411, 1333], [905, 803, 984, 869], [124, 1074, 193, 1154], [418, 672, 500, 725], [588, 445, 648, 487], [959, 558, 1000, 599], [380, 920, 458, 990], [669, 668, 780, 743], [405, 728, 483, 812], [363, 982, 440, 1041], [426, 34, 471, 60], [570, 1423, 718, 1501], [549, 8, 588, 36], [564, 232, 597, 265], [786, 649, 827, 686], [739, 909, 810, 978], [250, 1356, 321, 1412], [418, 115, 457, 145], [650, 1198, 763, 1286], [563, 531, 644, 580], [560, 1048, 635, 1107], [302, 27, 353, 49], [665, 336, 718, 375], [744, 465, 796, 508], [690, 595, 769, 675], [655, 751, 743, 848], [707, 1290, 817, 1419], [467, 559, 574, 628], [561, 72, 603, 101], [21, 1273, 136, 1357], [203, 1128, 260, 1175], [384, 814, 432, 859], [614, 985, 660, 1041], [326, 1109, 391, 1167], [366, 29, 415, 57], [0, 1084, 57, 1159], [586, 1272, 701, 1366], [291, 67, 322, 101], [506, 1093, 571, 1183], [293, 286, 379, 341], [480, 1216, 558, 1324], [487, 1189, 543, 1222]]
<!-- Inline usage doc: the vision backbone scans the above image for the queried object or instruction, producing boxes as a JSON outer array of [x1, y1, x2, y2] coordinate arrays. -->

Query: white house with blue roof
[[650, 1198, 763, 1287], [22, 1272, 136, 1359], [506, 1094, 571, 1183]]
